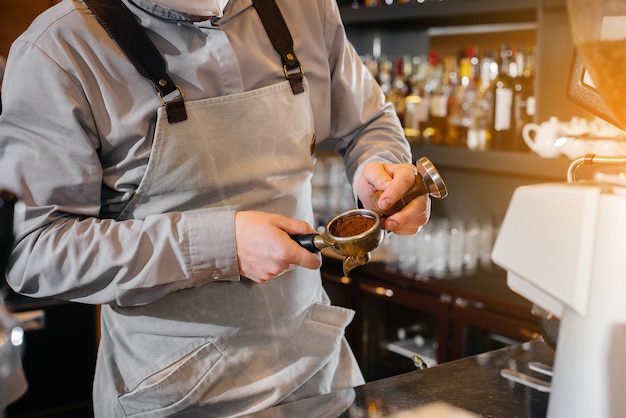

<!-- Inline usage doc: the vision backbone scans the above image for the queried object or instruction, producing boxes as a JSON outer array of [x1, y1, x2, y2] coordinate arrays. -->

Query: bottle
[[512, 45, 536, 152], [377, 56, 393, 101], [403, 56, 429, 143], [467, 53, 497, 151], [423, 54, 456, 145], [389, 56, 409, 124], [446, 47, 479, 147], [362, 53, 379, 81], [491, 44, 515, 151], [420, 52, 439, 144]]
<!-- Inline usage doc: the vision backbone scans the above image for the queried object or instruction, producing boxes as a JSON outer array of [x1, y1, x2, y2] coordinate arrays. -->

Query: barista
[[0, 54, 5, 113], [0, 0, 430, 416]]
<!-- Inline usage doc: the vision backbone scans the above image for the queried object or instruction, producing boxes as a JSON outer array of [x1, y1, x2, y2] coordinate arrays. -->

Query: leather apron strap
[[83, 0, 305, 124], [83, 0, 188, 123], [252, 0, 305, 95]]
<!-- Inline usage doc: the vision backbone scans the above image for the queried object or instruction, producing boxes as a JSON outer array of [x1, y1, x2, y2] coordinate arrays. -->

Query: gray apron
[[93, 77, 364, 417]]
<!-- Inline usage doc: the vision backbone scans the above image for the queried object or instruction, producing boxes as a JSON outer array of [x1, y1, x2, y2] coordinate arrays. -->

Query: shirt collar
[[127, 0, 205, 22], [126, 0, 251, 23]]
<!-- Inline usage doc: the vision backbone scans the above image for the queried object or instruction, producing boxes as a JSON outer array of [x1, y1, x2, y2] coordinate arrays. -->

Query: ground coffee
[[329, 214, 376, 238]]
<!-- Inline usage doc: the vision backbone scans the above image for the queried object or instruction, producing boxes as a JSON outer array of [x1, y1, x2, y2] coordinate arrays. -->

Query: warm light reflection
[[11, 326, 24, 347], [375, 287, 394, 297]]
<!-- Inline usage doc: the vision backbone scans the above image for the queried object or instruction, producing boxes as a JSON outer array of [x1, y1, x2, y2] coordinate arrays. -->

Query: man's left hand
[[355, 162, 431, 235]]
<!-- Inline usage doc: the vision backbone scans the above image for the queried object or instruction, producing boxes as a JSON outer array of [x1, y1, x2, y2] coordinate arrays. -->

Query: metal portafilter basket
[[293, 157, 448, 276]]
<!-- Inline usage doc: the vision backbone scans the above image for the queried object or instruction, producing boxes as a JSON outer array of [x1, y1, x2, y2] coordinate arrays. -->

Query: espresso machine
[[492, 1, 626, 417]]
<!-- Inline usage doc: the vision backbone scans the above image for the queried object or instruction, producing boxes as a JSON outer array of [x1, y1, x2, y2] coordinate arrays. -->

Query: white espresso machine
[[492, 1, 626, 417]]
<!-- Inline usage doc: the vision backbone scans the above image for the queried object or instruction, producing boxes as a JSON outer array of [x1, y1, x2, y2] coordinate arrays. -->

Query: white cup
[[522, 117, 563, 158]]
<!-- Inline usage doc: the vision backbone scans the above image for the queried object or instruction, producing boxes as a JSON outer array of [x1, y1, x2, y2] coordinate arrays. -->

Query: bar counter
[[240, 339, 554, 418]]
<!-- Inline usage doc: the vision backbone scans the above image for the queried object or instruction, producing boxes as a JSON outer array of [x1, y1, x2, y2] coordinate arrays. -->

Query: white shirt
[[0, 0, 409, 306]]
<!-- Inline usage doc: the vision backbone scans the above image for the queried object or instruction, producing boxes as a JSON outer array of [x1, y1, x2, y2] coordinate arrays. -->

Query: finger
[[290, 249, 323, 270], [279, 217, 318, 236], [273, 220, 323, 270], [272, 216, 321, 269], [243, 242, 321, 283], [382, 196, 431, 234], [375, 164, 419, 211]]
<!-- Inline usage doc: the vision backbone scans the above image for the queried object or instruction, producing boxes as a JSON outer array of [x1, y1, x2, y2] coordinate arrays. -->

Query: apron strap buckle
[[283, 64, 305, 95], [158, 85, 188, 124]]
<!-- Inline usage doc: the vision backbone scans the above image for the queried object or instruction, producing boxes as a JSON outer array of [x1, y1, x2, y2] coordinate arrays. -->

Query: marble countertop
[[241, 339, 554, 418]]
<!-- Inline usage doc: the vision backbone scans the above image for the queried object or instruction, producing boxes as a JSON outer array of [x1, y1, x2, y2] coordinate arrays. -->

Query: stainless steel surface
[[326, 209, 381, 276], [342, 253, 370, 277], [325, 209, 384, 257], [416, 156, 448, 200], [411, 354, 429, 371], [567, 154, 626, 183], [294, 208, 384, 276], [501, 368, 551, 393], [529, 362, 554, 377]]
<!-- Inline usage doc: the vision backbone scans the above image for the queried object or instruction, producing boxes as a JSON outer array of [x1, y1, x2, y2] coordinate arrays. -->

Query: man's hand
[[234, 211, 322, 283], [355, 162, 431, 235]]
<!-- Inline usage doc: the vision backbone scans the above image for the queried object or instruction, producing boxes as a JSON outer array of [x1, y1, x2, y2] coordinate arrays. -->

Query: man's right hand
[[234, 211, 322, 283]]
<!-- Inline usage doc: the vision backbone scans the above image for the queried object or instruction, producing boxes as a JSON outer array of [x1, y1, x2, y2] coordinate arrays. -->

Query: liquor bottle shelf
[[339, 0, 539, 25]]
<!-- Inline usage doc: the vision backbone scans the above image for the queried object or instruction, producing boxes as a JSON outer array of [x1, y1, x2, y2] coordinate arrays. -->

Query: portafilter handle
[[291, 233, 327, 253]]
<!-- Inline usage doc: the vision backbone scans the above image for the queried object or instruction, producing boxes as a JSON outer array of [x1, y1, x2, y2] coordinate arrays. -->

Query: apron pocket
[[268, 303, 356, 396], [118, 341, 223, 417], [309, 302, 355, 331]]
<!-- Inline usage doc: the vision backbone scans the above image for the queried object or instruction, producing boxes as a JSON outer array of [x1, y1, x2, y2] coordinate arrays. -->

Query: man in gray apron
[[0, 0, 430, 416]]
